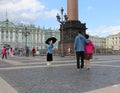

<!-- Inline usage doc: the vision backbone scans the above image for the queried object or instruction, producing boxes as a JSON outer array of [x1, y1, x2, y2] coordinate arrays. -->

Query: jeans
[[76, 51, 84, 69]]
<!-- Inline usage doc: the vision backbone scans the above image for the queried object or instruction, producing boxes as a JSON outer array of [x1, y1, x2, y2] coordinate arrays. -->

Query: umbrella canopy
[[45, 37, 57, 44]]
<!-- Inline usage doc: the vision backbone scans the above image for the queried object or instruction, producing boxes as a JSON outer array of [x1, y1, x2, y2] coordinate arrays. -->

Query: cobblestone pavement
[[0, 55, 120, 93]]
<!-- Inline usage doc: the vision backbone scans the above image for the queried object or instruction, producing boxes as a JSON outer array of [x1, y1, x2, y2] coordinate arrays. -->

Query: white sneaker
[[47, 62, 52, 66], [49, 62, 52, 65], [47, 62, 50, 66]]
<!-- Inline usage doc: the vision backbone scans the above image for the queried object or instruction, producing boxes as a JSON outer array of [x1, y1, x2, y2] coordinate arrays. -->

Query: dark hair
[[78, 31, 82, 34], [85, 34, 89, 39]]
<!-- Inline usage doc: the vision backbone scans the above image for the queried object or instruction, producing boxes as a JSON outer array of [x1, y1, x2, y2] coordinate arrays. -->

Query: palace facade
[[0, 18, 60, 50], [106, 32, 120, 50]]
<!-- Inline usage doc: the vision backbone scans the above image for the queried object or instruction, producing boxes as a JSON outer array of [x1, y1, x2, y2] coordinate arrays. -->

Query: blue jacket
[[74, 34, 87, 52], [47, 44, 53, 54]]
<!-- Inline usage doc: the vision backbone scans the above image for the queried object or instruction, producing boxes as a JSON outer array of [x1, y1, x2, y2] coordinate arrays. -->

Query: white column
[[4, 31, 6, 41], [12, 30, 16, 42], [31, 31, 34, 46], [0, 31, 1, 42], [35, 32, 37, 43], [8, 31, 11, 41], [39, 31, 41, 44], [18, 30, 22, 42]]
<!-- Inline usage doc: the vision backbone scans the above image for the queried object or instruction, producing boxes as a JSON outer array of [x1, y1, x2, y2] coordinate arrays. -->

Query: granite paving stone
[[0, 55, 120, 93]]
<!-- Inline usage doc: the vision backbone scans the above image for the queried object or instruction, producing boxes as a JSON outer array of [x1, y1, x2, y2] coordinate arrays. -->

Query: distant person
[[19, 48, 23, 56], [1, 46, 7, 60], [32, 47, 36, 56], [46, 40, 53, 66], [25, 46, 29, 57], [74, 31, 88, 70], [9, 47, 14, 56], [67, 48, 71, 57], [84, 34, 95, 69], [67, 48, 70, 54]]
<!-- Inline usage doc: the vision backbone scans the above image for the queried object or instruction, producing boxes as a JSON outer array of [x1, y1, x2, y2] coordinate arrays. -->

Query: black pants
[[32, 52, 35, 56], [26, 52, 29, 57], [2, 54, 7, 59], [47, 53, 53, 61], [76, 51, 84, 69]]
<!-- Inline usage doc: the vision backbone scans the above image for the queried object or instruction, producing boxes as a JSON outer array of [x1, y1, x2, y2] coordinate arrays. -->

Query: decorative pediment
[[1, 19, 16, 28]]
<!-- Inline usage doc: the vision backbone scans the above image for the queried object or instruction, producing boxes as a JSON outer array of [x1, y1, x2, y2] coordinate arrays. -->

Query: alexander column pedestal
[[58, 0, 87, 56], [58, 20, 87, 55]]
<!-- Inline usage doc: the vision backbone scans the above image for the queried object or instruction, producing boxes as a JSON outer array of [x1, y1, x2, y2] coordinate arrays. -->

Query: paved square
[[0, 55, 120, 93]]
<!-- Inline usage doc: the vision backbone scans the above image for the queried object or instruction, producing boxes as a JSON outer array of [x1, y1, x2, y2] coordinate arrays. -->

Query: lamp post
[[56, 7, 68, 57], [23, 27, 30, 47]]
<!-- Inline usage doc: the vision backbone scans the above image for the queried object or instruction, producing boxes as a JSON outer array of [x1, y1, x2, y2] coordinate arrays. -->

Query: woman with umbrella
[[46, 37, 57, 66]]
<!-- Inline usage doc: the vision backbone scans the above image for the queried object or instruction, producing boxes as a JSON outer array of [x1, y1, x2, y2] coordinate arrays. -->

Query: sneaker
[[47, 62, 50, 66], [47, 62, 52, 66], [49, 62, 52, 66], [87, 68, 91, 70]]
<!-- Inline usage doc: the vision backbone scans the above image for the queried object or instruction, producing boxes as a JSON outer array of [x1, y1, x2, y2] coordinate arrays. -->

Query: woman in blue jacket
[[46, 40, 53, 66]]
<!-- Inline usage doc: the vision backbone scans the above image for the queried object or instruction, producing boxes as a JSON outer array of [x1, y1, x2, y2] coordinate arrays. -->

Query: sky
[[0, 0, 120, 37]]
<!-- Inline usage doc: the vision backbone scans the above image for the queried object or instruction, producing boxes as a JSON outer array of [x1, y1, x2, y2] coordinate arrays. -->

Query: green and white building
[[0, 18, 60, 50]]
